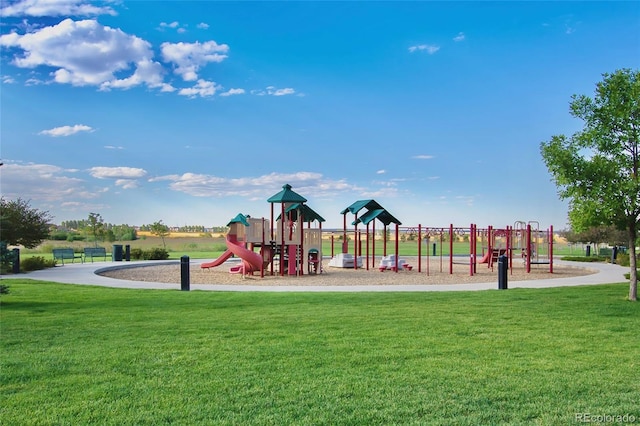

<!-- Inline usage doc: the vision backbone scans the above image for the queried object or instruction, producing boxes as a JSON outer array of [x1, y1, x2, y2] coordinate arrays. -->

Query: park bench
[[52, 248, 84, 265], [84, 247, 108, 262]]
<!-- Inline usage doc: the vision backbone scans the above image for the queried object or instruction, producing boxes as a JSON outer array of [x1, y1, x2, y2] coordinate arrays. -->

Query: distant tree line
[[558, 225, 630, 249], [53, 214, 137, 243]]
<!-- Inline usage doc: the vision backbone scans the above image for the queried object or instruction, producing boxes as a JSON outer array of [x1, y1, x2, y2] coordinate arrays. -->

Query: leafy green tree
[[540, 69, 639, 301], [110, 224, 137, 241], [150, 220, 170, 249], [86, 213, 106, 247], [0, 197, 52, 248]]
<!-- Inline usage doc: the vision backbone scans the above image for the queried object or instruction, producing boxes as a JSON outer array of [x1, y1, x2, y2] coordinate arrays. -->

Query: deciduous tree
[[86, 213, 106, 247], [0, 197, 52, 248], [540, 69, 639, 301], [150, 220, 170, 249]]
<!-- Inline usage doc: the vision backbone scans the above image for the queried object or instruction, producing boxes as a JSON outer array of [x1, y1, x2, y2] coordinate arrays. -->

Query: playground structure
[[201, 184, 325, 277], [268, 184, 325, 276], [336, 199, 406, 271], [334, 221, 554, 276], [200, 214, 269, 275], [200, 183, 555, 279]]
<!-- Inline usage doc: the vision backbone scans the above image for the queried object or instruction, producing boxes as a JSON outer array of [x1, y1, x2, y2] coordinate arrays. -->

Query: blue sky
[[1, 1, 639, 230]]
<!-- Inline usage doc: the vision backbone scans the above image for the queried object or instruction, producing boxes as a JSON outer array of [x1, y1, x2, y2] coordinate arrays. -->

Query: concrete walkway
[[20, 259, 629, 292]]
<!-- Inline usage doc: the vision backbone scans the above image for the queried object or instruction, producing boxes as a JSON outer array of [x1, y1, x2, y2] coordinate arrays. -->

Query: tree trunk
[[628, 223, 638, 302]]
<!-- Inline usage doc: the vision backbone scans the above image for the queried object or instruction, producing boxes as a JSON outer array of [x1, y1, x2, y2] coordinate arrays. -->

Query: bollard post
[[12, 248, 20, 274], [432, 243, 436, 257], [611, 246, 618, 264], [125, 245, 131, 261], [180, 255, 190, 291], [585, 245, 591, 257], [498, 254, 508, 290]]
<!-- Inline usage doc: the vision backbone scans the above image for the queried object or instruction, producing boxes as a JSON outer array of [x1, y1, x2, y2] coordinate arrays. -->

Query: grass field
[[1, 280, 638, 425], [23, 235, 584, 262]]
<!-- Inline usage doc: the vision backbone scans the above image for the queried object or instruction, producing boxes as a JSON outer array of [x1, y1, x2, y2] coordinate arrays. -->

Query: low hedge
[[129, 248, 169, 260]]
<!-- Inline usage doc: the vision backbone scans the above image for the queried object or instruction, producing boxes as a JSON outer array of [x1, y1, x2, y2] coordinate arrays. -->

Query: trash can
[[498, 254, 508, 290], [586, 245, 591, 257], [112, 244, 123, 262]]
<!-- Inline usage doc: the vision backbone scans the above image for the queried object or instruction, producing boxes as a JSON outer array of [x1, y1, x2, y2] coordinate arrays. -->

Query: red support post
[[353, 213, 358, 270], [549, 225, 554, 274], [507, 225, 513, 275], [418, 224, 422, 273], [449, 224, 454, 275], [469, 223, 474, 276], [395, 224, 399, 273], [526, 224, 532, 273], [342, 214, 347, 253], [366, 223, 370, 270], [280, 203, 285, 276], [372, 220, 376, 271]]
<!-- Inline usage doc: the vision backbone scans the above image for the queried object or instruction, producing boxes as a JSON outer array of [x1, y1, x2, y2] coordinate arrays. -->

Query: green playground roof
[[267, 184, 307, 203], [353, 208, 401, 226], [277, 203, 326, 223], [226, 213, 250, 227], [340, 199, 384, 215], [341, 200, 401, 226]]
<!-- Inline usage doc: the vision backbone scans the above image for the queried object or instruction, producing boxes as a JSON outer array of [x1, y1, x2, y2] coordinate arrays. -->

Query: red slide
[[200, 249, 234, 269], [477, 252, 490, 264], [225, 238, 263, 273], [200, 238, 263, 273]]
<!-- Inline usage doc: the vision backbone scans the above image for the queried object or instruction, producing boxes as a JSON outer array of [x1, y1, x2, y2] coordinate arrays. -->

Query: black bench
[[52, 248, 84, 265], [84, 247, 107, 262]]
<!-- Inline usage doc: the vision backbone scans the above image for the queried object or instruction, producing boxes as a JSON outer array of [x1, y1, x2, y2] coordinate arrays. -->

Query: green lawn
[[23, 236, 582, 262], [1, 280, 638, 425]]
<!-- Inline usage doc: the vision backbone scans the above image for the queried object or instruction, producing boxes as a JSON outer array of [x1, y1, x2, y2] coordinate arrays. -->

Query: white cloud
[[0, 19, 165, 90], [161, 40, 229, 81], [0, 15, 295, 98], [158, 21, 188, 33], [151, 171, 354, 199], [160, 21, 180, 29], [408, 44, 440, 54], [412, 154, 435, 160], [89, 166, 147, 179], [115, 179, 139, 189], [0, 0, 116, 17], [272, 87, 295, 96], [453, 32, 465, 42], [377, 170, 386, 174], [39, 124, 93, 137], [197, 23, 209, 30], [104, 145, 124, 150], [0, 162, 91, 203], [251, 86, 297, 96], [178, 79, 219, 98], [360, 186, 401, 199], [220, 88, 245, 97], [100, 58, 172, 92]]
